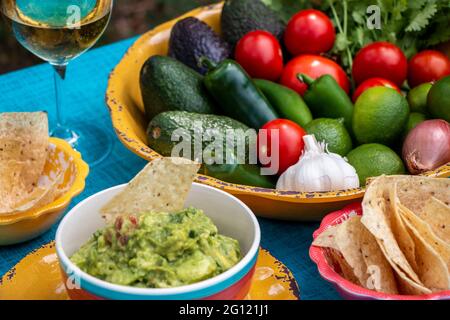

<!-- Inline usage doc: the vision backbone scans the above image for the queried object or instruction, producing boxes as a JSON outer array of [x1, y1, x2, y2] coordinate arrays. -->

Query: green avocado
[[221, 0, 285, 48], [169, 17, 231, 75], [147, 111, 250, 158], [147, 111, 275, 188], [140, 55, 216, 120], [71, 208, 241, 288]]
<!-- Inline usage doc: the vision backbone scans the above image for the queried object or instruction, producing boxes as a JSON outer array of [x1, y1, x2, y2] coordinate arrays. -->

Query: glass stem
[[53, 64, 67, 128], [51, 63, 77, 145]]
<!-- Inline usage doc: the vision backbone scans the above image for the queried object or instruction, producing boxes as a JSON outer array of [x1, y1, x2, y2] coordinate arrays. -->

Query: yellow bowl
[[106, 3, 450, 221], [0, 138, 89, 245]]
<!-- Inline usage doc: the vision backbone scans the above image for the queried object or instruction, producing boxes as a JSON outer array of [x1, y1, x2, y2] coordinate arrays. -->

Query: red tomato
[[258, 119, 306, 175], [408, 50, 450, 88], [280, 55, 350, 96], [352, 41, 408, 87], [235, 30, 284, 81], [352, 77, 401, 102], [284, 9, 335, 56]]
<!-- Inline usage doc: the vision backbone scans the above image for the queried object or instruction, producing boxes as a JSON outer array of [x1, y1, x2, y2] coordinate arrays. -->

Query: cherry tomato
[[408, 50, 450, 88], [352, 77, 401, 102], [235, 30, 284, 81], [258, 119, 306, 175], [352, 41, 408, 87], [284, 9, 335, 56], [280, 55, 350, 96]]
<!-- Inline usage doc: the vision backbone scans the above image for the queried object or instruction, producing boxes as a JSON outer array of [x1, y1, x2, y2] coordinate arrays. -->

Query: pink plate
[[309, 202, 450, 300]]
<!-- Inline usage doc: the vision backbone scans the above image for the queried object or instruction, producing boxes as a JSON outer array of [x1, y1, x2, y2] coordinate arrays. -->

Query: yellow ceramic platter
[[0, 138, 89, 245], [0, 242, 299, 300], [105, 2, 450, 221]]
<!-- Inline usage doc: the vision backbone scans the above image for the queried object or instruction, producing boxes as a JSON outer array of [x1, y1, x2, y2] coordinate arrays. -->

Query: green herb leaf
[[405, 1, 438, 32]]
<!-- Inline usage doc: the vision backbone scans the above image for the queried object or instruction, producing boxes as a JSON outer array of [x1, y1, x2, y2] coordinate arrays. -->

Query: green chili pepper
[[254, 79, 313, 127], [299, 74, 354, 131], [203, 162, 275, 189], [202, 58, 279, 129]]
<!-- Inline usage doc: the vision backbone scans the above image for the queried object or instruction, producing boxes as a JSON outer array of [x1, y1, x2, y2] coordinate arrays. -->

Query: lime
[[403, 112, 427, 138], [427, 75, 450, 122], [346, 144, 405, 186], [305, 118, 352, 156], [352, 87, 409, 145], [407, 82, 432, 114]]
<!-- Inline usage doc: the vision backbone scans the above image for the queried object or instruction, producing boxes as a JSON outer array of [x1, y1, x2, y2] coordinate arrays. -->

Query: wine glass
[[1, 0, 114, 166]]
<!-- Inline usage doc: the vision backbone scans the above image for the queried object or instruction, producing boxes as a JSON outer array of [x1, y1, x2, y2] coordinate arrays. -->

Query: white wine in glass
[[1, 0, 114, 165]]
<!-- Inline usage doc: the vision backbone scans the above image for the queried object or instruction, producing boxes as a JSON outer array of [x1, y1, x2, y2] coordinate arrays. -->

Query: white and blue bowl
[[55, 182, 260, 300]]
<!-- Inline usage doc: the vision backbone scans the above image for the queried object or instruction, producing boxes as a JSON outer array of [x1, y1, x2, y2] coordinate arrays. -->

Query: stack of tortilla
[[0, 112, 59, 214], [313, 175, 450, 295]]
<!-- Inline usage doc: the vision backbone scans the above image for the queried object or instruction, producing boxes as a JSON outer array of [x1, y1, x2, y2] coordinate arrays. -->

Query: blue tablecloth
[[0, 37, 341, 300]]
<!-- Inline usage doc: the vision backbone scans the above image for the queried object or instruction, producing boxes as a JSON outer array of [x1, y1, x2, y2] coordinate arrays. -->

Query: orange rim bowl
[[0, 138, 89, 245], [105, 2, 450, 221]]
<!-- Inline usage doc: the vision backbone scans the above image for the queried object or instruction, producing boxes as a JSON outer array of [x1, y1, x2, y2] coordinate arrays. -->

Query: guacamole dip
[[71, 208, 241, 288]]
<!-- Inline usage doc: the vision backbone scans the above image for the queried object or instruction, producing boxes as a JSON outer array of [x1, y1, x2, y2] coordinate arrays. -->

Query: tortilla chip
[[0, 112, 48, 163], [360, 226, 398, 294], [11, 169, 65, 212], [101, 157, 200, 221], [0, 112, 49, 213], [376, 239, 432, 296], [312, 224, 340, 251], [329, 249, 361, 286], [399, 204, 450, 272], [395, 176, 450, 214], [335, 216, 369, 285], [417, 197, 450, 244], [361, 176, 421, 284], [389, 183, 418, 272], [398, 204, 450, 291], [0, 160, 26, 211]]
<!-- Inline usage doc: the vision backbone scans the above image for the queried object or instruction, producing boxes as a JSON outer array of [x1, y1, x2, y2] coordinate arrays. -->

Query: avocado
[[221, 0, 285, 49], [147, 111, 275, 188], [140, 55, 216, 120], [169, 17, 231, 75], [147, 110, 250, 159]]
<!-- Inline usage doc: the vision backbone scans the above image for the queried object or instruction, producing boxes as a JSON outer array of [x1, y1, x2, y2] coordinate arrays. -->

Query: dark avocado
[[169, 17, 231, 75], [221, 0, 285, 49], [140, 55, 217, 120]]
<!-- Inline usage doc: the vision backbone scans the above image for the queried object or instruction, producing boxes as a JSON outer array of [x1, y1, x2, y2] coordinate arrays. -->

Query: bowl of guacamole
[[55, 183, 260, 300], [71, 208, 242, 288]]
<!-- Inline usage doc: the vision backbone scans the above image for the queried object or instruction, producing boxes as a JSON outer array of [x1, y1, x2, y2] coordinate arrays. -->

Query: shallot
[[402, 119, 450, 174]]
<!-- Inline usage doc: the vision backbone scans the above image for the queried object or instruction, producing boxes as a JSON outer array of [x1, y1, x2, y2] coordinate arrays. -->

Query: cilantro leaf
[[405, 1, 438, 32]]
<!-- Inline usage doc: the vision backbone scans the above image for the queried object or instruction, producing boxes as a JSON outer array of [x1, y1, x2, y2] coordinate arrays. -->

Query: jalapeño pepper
[[202, 59, 279, 129], [203, 162, 276, 189], [299, 74, 354, 131], [254, 79, 313, 127], [202, 138, 275, 189]]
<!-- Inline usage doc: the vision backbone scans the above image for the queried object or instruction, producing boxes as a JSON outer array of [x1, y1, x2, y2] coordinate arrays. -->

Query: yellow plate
[[105, 2, 450, 221], [0, 138, 89, 245], [0, 242, 299, 300]]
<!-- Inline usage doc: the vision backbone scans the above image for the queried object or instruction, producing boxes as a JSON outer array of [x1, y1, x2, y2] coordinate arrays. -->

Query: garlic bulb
[[276, 135, 360, 192]]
